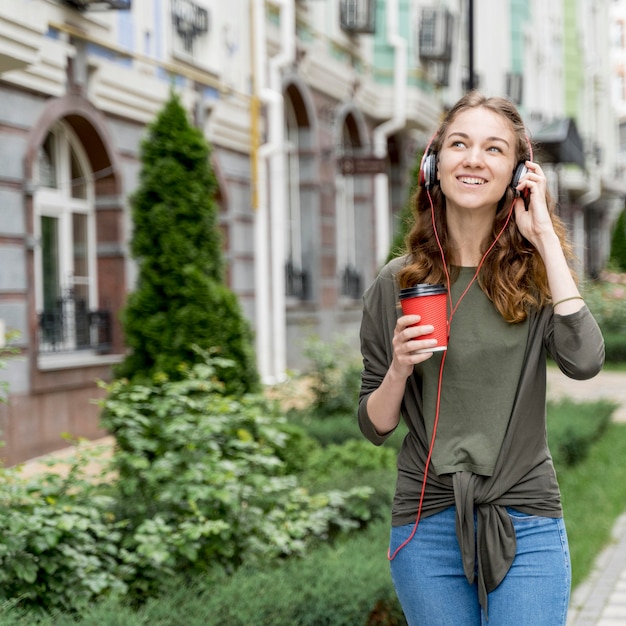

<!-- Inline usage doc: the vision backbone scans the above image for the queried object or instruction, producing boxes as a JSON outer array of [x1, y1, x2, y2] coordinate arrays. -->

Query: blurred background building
[[0, 0, 624, 464], [612, 0, 626, 188]]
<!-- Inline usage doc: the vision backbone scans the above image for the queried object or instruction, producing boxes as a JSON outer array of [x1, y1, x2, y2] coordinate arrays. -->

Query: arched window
[[336, 113, 366, 300], [34, 122, 100, 354], [284, 84, 314, 302]]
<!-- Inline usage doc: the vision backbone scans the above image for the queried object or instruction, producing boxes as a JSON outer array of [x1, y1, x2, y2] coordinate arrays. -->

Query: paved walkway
[[547, 367, 626, 424], [546, 367, 626, 625]]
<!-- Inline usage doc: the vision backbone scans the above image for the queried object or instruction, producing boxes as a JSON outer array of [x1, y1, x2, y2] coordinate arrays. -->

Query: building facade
[[0, 0, 621, 465], [611, 0, 626, 186]]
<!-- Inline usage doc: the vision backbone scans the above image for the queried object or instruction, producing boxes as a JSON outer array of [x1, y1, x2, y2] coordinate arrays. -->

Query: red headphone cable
[[388, 193, 516, 561]]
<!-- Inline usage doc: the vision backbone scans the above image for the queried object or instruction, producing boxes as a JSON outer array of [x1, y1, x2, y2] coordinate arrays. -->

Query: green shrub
[[304, 439, 397, 482], [116, 90, 258, 394], [0, 456, 130, 617], [272, 420, 322, 474], [0, 354, 376, 616], [302, 467, 397, 531], [582, 280, 626, 334], [580, 279, 626, 362], [298, 440, 398, 523], [547, 399, 615, 467], [288, 412, 361, 446], [0, 522, 407, 626], [158, 520, 406, 626], [600, 330, 626, 363], [559, 423, 626, 589], [303, 334, 362, 417], [609, 209, 626, 272], [100, 355, 375, 599]]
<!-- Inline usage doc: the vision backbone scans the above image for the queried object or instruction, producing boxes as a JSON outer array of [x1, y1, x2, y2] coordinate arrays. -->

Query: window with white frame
[[284, 95, 308, 300], [336, 115, 363, 299], [34, 122, 99, 354]]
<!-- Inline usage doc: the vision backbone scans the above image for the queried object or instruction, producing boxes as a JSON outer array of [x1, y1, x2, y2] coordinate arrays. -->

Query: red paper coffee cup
[[399, 284, 448, 352]]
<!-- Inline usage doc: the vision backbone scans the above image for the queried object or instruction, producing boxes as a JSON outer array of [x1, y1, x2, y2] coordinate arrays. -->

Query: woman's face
[[437, 106, 518, 215]]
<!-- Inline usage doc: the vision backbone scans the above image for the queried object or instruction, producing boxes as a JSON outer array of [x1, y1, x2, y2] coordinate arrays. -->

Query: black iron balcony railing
[[286, 260, 310, 301], [341, 265, 362, 299], [38, 295, 112, 354]]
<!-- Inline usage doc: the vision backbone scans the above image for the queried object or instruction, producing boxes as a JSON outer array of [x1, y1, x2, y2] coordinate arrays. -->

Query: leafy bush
[[303, 334, 362, 417], [0, 456, 130, 616], [0, 354, 377, 615], [558, 422, 626, 589], [303, 439, 397, 483], [580, 279, 626, 362], [100, 355, 375, 598], [600, 331, 626, 362], [0, 521, 406, 626], [582, 279, 626, 335], [609, 209, 626, 272], [288, 412, 361, 446], [271, 420, 322, 474], [154, 520, 406, 626], [547, 399, 615, 467]]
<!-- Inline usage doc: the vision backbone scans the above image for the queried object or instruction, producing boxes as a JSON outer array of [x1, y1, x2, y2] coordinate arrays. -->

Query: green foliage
[[299, 442, 398, 523], [547, 398, 615, 466], [289, 412, 361, 446], [557, 423, 626, 589], [271, 420, 322, 475], [0, 354, 375, 616], [582, 280, 626, 334], [145, 520, 406, 626], [581, 279, 626, 362], [0, 452, 130, 617], [609, 208, 626, 272], [100, 355, 374, 598], [0, 395, 623, 623], [0, 521, 406, 626], [303, 439, 397, 484], [600, 330, 626, 362], [0, 329, 20, 405], [386, 152, 422, 263], [116, 90, 258, 394], [5, 415, 626, 625], [302, 334, 362, 417]]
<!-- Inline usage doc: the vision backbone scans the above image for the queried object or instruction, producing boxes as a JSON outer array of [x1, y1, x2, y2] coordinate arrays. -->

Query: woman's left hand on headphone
[[514, 161, 555, 247]]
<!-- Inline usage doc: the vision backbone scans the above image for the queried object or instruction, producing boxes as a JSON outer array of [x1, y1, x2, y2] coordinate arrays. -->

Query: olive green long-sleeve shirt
[[358, 255, 605, 612]]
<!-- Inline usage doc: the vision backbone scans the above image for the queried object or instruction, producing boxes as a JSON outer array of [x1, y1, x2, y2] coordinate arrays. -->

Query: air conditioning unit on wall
[[340, 0, 376, 35], [419, 7, 453, 62], [63, 0, 131, 10]]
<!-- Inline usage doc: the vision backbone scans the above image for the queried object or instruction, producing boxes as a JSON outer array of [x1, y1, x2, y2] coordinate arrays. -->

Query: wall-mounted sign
[[339, 155, 387, 176], [171, 0, 210, 54]]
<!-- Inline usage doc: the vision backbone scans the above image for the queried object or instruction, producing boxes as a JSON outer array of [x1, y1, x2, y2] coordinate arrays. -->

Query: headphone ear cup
[[420, 153, 437, 189], [511, 162, 528, 189]]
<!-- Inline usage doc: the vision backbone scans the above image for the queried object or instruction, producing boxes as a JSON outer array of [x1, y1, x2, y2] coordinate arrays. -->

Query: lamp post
[[467, 0, 475, 91]]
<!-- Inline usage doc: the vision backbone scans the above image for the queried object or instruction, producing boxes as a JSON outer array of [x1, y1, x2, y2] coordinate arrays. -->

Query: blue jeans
[[389, 506, 571, 625]]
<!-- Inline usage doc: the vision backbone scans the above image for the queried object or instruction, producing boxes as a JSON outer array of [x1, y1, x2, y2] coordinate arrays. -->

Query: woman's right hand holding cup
[[391, 314, 438, 379]]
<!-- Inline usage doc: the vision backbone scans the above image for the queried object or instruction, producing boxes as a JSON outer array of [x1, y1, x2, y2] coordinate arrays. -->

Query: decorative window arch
[[284, 83, 313, 301], [336, 112, 366, 299], [34, 121, 100, 353]]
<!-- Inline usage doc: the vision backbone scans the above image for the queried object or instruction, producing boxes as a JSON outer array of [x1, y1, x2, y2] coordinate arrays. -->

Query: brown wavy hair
[[397, 91, 575, 323]]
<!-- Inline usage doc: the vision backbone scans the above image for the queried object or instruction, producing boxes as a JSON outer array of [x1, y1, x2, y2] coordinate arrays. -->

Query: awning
[[531, 117, 586, 170]]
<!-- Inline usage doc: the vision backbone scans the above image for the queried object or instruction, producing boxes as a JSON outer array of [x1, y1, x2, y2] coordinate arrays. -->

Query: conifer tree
[[609, 208, 626, 272], [116, 91, 259, 393]]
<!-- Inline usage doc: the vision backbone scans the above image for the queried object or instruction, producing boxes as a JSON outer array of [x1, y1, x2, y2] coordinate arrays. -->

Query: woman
[[358, 92, 604, 625]]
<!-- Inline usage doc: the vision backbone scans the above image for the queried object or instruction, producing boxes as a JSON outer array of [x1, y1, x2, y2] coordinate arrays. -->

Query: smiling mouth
[[458, 176, 486, 185]]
